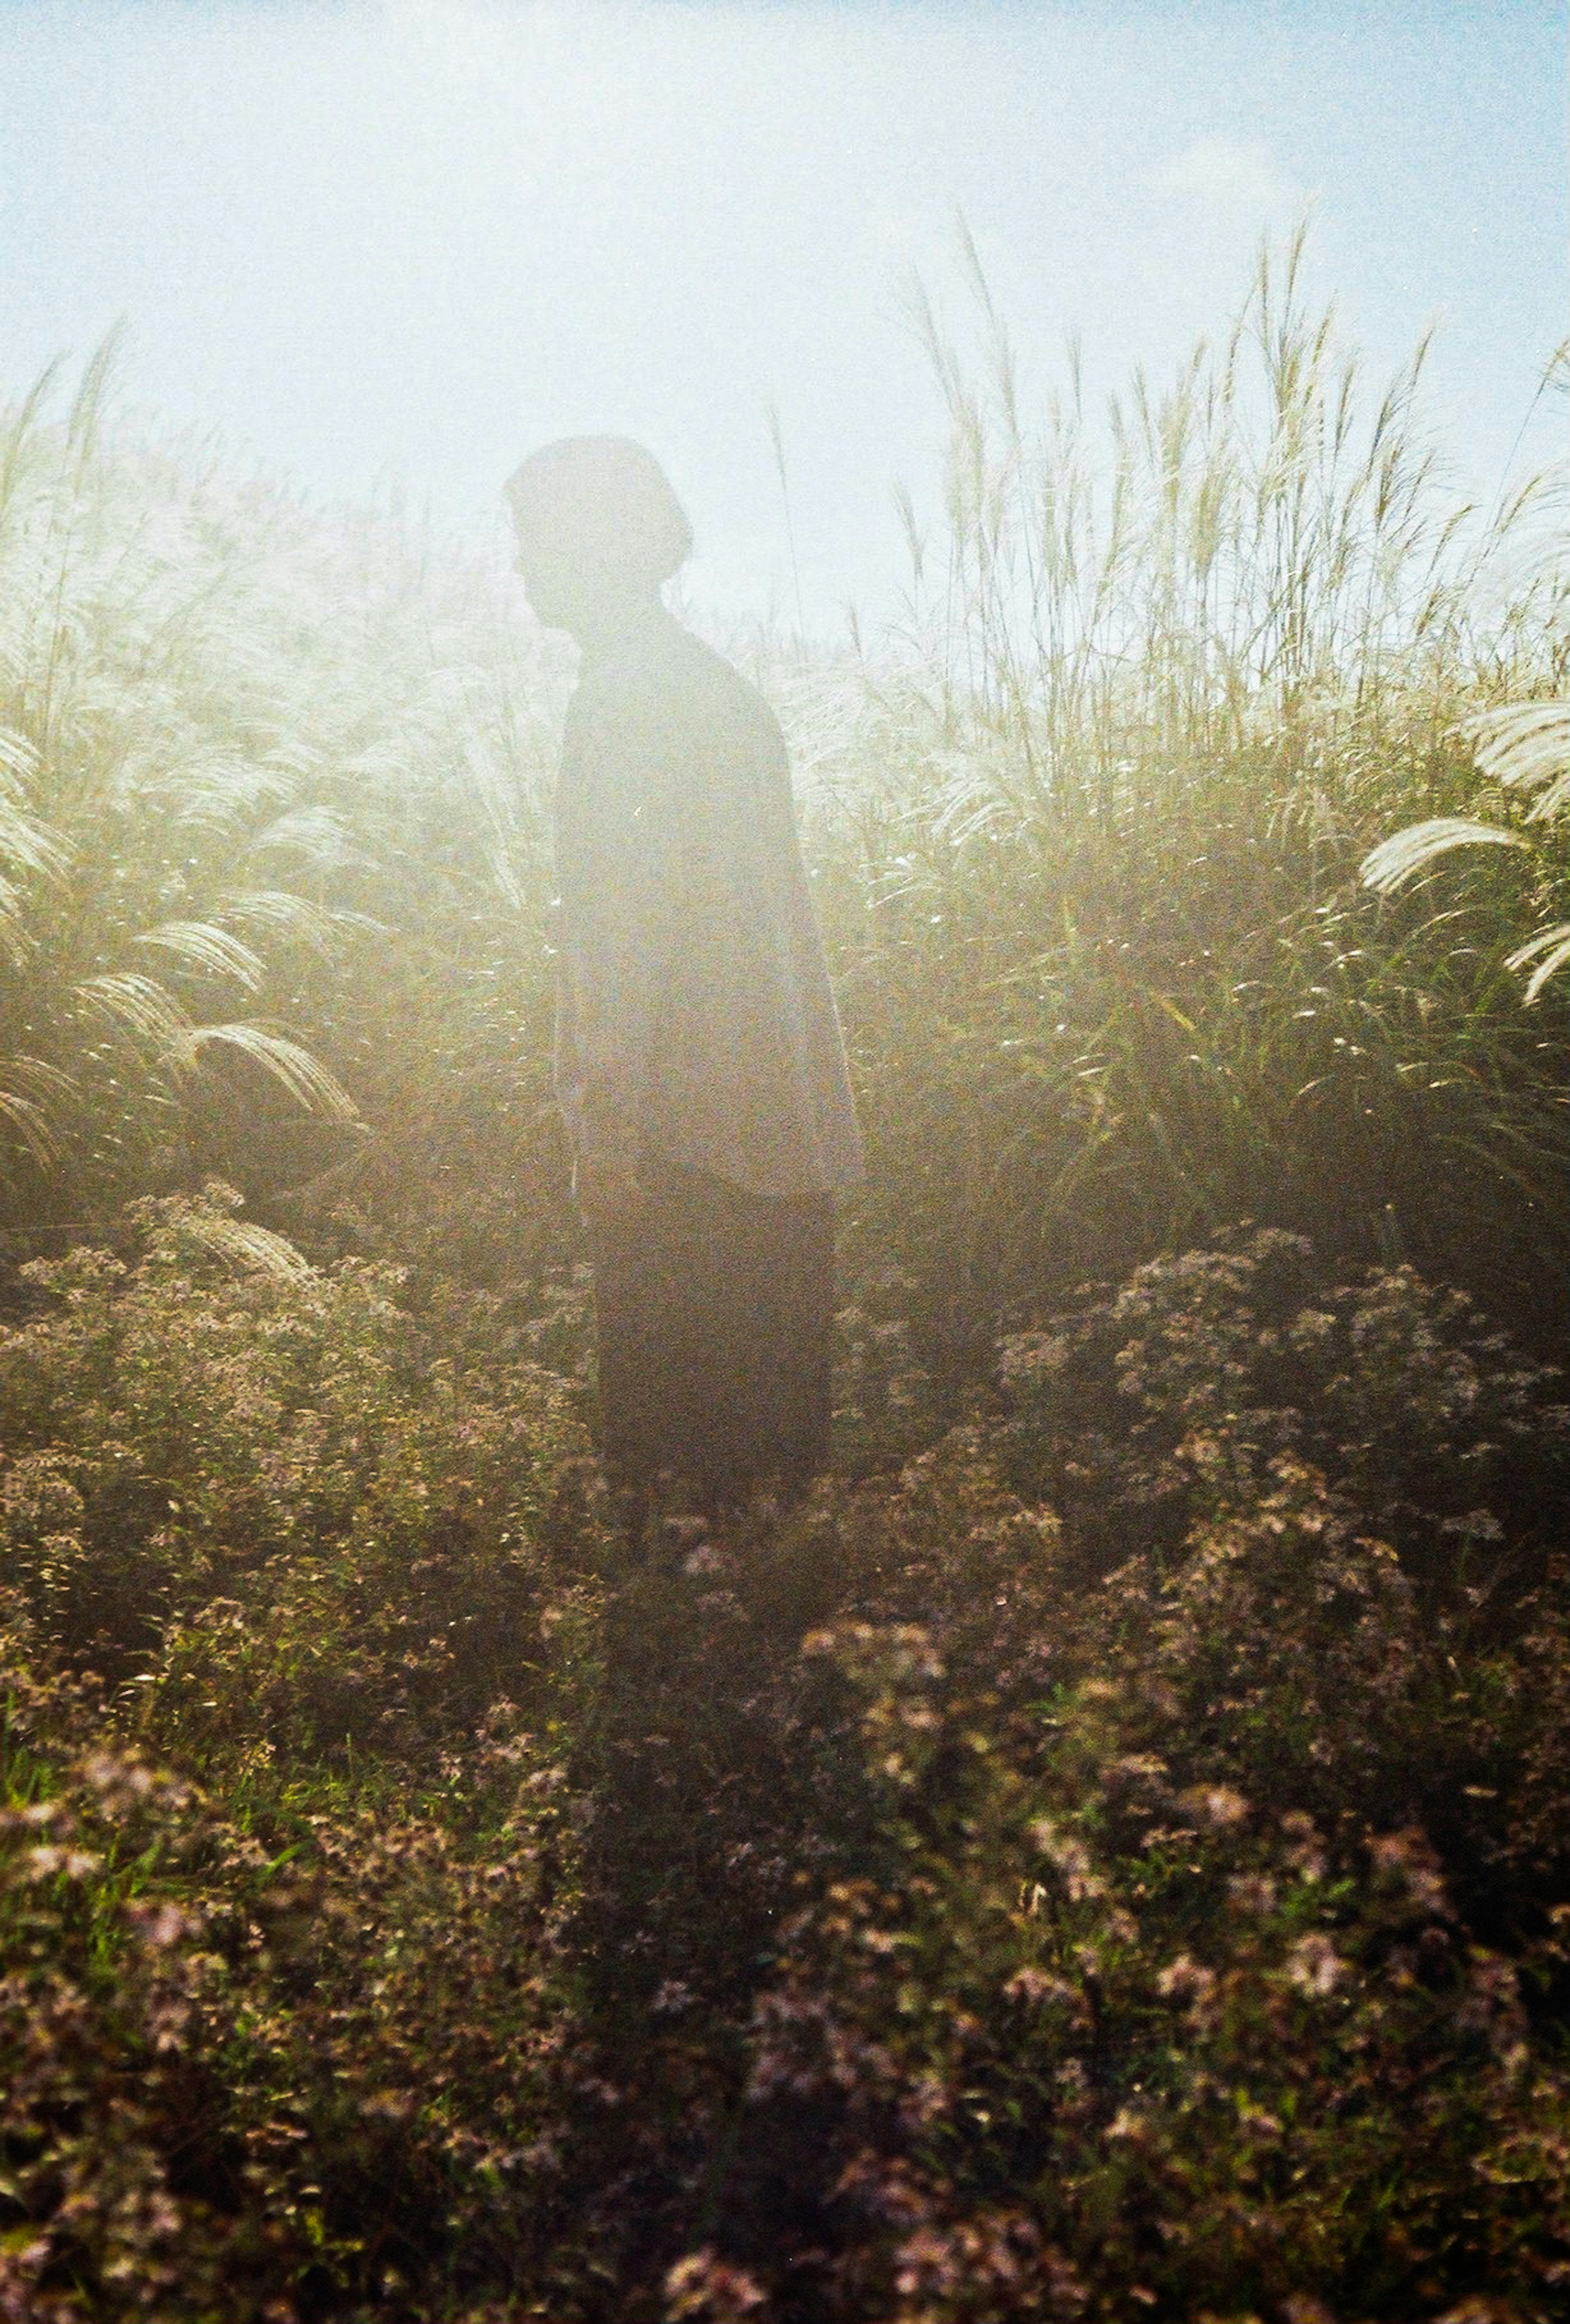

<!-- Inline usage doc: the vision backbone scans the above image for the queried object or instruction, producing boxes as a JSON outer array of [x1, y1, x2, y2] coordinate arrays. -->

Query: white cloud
[[1153, 136, 1296, 209]]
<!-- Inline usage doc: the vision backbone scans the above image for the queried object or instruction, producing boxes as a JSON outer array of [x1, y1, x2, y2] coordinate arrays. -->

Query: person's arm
[[556, 681, 685, 1198]]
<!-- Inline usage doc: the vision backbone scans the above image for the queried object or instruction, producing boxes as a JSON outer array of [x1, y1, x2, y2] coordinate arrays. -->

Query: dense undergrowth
[[2, 238, 1568, 2316], [2, 1199, 1567, 2319]]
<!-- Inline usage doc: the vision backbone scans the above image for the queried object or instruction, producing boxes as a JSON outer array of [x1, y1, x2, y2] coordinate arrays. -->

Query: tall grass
[[1, 243, 1568, 2322], [893, 221, 1561, 791], [0, 349, 562, 1239], [1, 235, 1564, 1357], [1362, 695, 1570, 1001], [795, 227, 1568, 1361]]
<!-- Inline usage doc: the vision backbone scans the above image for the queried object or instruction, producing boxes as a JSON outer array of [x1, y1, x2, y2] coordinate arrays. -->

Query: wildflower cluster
[[6, 1212, 1563, 2318]]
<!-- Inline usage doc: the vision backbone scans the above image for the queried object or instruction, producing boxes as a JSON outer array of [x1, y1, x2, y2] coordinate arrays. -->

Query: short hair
[[505, 435, 693, 586]]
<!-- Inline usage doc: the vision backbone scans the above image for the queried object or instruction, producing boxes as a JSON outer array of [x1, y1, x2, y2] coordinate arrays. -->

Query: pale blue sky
[[2, 0, 1564, 632]]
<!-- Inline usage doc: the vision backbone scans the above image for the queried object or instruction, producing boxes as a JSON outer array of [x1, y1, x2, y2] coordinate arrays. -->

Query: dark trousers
[[588, 1158, 835, 1511]]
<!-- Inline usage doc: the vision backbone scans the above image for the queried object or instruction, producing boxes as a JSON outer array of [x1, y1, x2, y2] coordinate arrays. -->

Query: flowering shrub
[[0, 1185, 596, 1760], [0, 1662, 588, 2320], [0, 1191, 604, 2315], [668, 1447, 1570, 2322], [996, 1228, 1569, 1606], [1, 1213, 1566, 2319]]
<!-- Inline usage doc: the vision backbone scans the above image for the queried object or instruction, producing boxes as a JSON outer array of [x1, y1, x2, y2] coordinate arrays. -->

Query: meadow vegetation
[[1, 239, 1566, 2319]]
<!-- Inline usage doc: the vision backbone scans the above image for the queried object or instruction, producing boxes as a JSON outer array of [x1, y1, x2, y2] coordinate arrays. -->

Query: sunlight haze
[[3, 0, 1565, 632]]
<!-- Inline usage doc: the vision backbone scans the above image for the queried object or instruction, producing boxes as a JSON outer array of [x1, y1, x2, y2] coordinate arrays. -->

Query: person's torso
[[553, 613, 864, 1194]]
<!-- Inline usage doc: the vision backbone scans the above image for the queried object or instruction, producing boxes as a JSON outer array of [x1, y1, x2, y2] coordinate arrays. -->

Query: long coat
[[552, 605, 864, 1197]]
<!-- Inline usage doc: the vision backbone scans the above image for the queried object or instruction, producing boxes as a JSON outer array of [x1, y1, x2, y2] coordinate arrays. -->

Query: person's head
[[505, 435, 692, 639]]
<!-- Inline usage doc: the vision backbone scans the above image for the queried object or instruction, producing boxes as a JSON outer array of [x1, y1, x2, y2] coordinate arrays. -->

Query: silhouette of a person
[[507, 437, 864, 1516]]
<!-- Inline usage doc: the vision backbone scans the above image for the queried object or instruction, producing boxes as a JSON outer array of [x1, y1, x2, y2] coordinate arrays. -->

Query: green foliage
[[994, 1226, 1568, 1605], [1364, 697, 1570, 1004], [809, 714, 1568, 1373], [2, 1219, 1567, 2320], [744, 1533, 1570, 2321], [3, 239, 1567, 1355], [0, 1184, 596, 1754], [0, 348, 565, 1247], [0, 1670, 583, 2322], [1, 239, 1567, 2320], [796, 228, 1568, 1358]]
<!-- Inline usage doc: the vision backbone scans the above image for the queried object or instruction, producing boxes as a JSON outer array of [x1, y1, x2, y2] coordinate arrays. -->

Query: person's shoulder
[[569, 619, 787, 779], [664, 626, 787, 760]]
